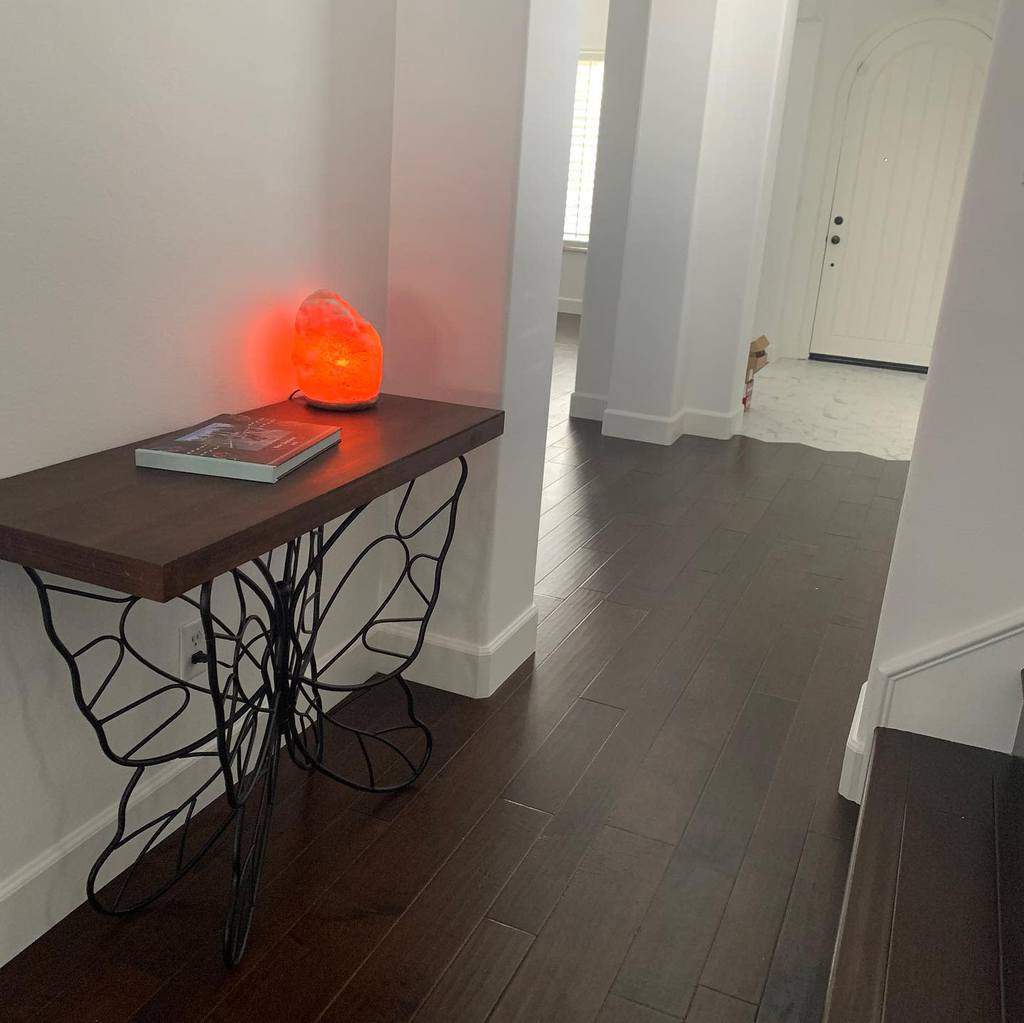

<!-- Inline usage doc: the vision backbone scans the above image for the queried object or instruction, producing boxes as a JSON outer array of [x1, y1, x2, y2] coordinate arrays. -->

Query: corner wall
[[573, 0, 799, 445], [384, 0, 581, 698], [0, 0, 398, 964], [841, 0, 1024, 800], [756, 0, 998, 359]]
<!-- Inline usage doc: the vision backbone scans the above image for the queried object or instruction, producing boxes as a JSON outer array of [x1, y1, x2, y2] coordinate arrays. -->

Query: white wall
[[571, 0, 652, 422], [842, 0, 1024, 800], [757, 0, 998, 359], [384, 0, 580, 696], [748, 14, 823, 362], [676, 0, 800, 437], [557, 0, 610, 316], [0, 0, 397, 963], [600, 0, 720, 441], [581, 0, 611, 50], [559, 249, 588, 315], [576, 0, 797, 444]]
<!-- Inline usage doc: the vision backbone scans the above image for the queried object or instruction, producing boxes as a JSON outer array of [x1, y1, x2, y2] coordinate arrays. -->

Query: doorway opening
[[550, 3, 608, 442], [745, 9, 994, 460]]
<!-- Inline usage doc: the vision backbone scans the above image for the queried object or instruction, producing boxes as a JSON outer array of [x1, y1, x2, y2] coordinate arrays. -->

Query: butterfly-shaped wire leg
[[284, 457, 467, 792], [23, 570, 253, 916], [197, 560, 288, 966], [24, 562, 282, 969]]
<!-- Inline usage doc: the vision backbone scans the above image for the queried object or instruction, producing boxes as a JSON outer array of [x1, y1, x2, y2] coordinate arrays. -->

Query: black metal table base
[[25, 457, 467, 966]]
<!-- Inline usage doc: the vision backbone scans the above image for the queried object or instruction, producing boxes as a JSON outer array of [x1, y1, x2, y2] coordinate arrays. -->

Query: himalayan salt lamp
[[293, 290, 383, 410]]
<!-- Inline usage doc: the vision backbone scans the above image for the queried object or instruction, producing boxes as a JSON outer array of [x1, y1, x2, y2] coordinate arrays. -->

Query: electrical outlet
[[179, 620, 207, 680]]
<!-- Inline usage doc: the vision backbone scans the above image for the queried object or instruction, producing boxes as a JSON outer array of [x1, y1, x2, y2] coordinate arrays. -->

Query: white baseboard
[[839, 683, 869, 802], [0, 639, 368, 967], [601, 406, 687, 446], [569, 391, 607, 422], [381, 603, 538, 700], [600, 404, 743, 446], [0, 742, 227, 966], [558, 297, 583, 315], [681, 406, 744, 441], [839, 606, 1024, 802]]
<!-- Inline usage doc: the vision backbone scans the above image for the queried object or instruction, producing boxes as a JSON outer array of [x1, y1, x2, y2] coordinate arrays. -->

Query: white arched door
[[810, 19, 991, 368]]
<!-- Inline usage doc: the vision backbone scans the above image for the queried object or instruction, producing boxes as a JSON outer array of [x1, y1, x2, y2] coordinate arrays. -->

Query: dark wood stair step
[[824, 727, 1011, 1023]]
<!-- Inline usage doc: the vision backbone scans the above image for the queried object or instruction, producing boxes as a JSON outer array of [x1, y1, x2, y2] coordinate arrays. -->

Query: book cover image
[[135, 414, 341, 483], [155, 416, 333, 465]]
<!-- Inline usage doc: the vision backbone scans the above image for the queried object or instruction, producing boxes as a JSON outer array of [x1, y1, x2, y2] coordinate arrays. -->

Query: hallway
[[554, 314, 926, 460], [0, 344, 907, 1021]]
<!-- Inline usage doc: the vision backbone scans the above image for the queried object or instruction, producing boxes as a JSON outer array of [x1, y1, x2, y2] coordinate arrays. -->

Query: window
[[563, 54, 605, 248]]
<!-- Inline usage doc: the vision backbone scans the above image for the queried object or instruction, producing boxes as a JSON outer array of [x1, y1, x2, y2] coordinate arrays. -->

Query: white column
[[594, 0, 720, 444], [384, 0, 581, 697], [570, 0, 653, 423], [576, 0, 797, 444], [841, 0, 1024, 800], [676, 0, 800, 439]]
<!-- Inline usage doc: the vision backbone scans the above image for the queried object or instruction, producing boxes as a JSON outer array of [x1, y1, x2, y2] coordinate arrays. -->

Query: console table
[[0, 394, 503, 966]]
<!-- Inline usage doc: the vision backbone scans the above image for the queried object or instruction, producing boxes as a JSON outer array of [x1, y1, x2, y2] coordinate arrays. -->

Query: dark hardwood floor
[[0, 334, 908, 1022]]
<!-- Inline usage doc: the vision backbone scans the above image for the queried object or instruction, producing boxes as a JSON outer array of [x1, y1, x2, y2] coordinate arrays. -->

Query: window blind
[[563, 57, 605, 246]]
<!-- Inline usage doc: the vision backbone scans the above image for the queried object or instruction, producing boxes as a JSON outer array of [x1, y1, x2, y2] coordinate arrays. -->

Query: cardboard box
[[743, 335, 770, 410]]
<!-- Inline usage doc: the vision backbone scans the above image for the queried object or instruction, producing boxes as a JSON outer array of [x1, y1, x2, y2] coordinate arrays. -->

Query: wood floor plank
[[31, 685, 426, 1023], [488, 827, 672, 1023], [675, 692, 797, 874], [607, 730, 720, 847], [700, 625, 872, 1003], [686, 987, 756, 1023], [584, 516, 649, 553], [596, 995, 678, 1022], [808, 740, 860, 845], [316, 800, 549, 1023], [830, 545, 891, 629], [503, 698, 622, 813], [534, 593, 562, 623], [757, 833, 850, 1023], [350, 662, 531, 822], [128, 810, 388, 1023], [880, 803, 1000, 1023], [611, 521, 720, 598], [753, 625, 826, 703], [412, 919, 533, 1023], [820, 728, 912, 1022], [840, 472, 880, 506], [0, 396, 914, 1023], [611, 850, 734, 1018], [584, 571, 716, 706], [534, 587, 605, 664], [536, 545, 616, 599], [202, 604, 644, 1023], [536, 512, 607, 578], [489, 596, 726, 936], [612, 693, 795, 1018]]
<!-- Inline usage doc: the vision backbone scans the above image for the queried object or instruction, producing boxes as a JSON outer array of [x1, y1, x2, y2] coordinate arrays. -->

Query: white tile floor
[[739, 357, 925, 460], [554, 317, 926, 460]]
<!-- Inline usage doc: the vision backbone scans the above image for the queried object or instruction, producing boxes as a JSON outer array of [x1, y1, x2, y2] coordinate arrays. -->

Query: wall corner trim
[[681, 406, 744, 441], [569, 391, 608, 422], [601, 406, 687, 446], [382, 602, 539, 700], [841, 605, 1024, 803]]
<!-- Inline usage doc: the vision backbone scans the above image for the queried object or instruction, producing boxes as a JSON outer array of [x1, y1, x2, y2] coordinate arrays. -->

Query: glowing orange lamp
[[293, 289, 383, 410]]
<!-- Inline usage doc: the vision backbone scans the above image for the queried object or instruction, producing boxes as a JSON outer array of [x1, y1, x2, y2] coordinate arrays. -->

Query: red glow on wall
[[293, 290, 382, 410]]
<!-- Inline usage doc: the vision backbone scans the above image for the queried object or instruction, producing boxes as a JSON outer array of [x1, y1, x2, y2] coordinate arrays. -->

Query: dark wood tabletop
[[0, 395, 504, 601]]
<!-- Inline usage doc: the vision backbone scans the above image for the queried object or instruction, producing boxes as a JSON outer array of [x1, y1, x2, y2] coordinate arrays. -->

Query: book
[[135, 414, 340, 484]]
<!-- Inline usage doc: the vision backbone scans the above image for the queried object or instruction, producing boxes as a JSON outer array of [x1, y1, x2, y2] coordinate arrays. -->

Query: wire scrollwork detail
[[25, 456, 468, 965]]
